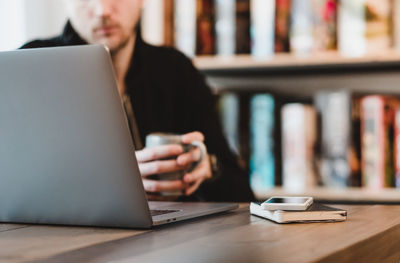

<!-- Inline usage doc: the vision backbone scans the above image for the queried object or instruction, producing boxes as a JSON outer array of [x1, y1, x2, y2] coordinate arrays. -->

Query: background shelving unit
[[194, 51, 400, 204], [140, 0, 400, 203], [194, 51, 400, 96]]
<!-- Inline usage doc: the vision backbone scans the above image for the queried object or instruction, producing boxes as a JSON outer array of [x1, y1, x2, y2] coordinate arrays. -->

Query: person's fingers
[[183, 165, 205, 184], [185, 180, 202, 196], [181, 131, 204, 144], [183, 158, 211, 184], [176, 148, 201, 166], [136, 145, 183, 162], [139, 160, 189, 177], [143, 179, 185, 193]]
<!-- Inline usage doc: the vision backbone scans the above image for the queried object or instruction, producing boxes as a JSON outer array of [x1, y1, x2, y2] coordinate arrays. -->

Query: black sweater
[[21, 22, 255, 202]]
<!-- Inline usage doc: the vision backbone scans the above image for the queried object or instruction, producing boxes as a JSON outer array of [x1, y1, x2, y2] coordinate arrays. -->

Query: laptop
[[0, 45, 238, 228]]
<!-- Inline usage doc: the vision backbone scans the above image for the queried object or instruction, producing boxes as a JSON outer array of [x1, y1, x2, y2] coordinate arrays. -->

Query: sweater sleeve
[[175, 54, 255, 202]]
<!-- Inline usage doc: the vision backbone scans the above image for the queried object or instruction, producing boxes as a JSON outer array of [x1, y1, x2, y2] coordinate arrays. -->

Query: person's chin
[[93, 37, 120, 51]]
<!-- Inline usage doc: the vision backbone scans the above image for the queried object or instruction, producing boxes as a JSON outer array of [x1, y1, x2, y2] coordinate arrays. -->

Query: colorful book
[[281, 104, 318, 191], [360, 96, 396, 189], [196, 0, 216, 55], [314, 91, 352, 188], [290, 0, 313, 55], [249, 94, 275, 194], [311, 0, 337, 52], [235, 0, 251, 54], [250, 0, 276, 58], [141, 0, 165, 46], [219, 93, 240, 155], [163, 0, 175, 46], [338, 0, 366, 57], [215, 0, 236, 56], [394, 0, 400, 51], [174, 0, 197, 57], [274, 0, 291, 53], [365, 0, 392, 53], [349, 97, 362, 187]]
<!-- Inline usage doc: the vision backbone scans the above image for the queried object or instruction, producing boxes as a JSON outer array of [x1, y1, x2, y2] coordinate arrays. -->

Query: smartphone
[[261, 196, 313, 211]]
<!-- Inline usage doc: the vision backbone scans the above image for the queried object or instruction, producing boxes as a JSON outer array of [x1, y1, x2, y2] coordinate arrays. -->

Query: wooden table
[[1, 204, 399, 263]]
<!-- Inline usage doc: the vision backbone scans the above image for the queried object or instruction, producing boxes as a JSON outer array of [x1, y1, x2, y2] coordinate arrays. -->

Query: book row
[[218, 91, 400, 193], [141, 0, 398, 58]]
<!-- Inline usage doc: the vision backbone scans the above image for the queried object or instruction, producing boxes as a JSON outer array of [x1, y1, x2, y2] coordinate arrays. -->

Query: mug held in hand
[[145, 132, 207, 183]]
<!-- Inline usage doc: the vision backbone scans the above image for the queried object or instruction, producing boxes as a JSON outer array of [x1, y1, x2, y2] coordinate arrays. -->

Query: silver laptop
[[0, 45, 238, 228]]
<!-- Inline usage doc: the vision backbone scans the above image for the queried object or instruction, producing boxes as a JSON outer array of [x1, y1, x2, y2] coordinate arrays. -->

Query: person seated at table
[[21, 0, 254, 202]]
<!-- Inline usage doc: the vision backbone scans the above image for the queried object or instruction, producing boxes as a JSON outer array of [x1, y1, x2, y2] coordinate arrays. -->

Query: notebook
[[250, 202, 347, 223]]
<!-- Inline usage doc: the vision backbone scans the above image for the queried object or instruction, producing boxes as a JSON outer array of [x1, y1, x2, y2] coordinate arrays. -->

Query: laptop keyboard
[[150, 209, 180, 217]]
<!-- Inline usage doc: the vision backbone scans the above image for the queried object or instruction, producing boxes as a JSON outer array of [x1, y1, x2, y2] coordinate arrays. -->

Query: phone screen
[[265, 197, 309, 204]]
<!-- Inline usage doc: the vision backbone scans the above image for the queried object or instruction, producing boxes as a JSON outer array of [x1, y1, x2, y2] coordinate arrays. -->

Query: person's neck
[[111, 34, 136, 96]]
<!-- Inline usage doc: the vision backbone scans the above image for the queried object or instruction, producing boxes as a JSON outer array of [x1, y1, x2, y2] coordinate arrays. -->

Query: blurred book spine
[[250, 0, 276, 58], [236, 0, 251, 54], [163, 0, 175, 46], [141, 0, 165, 46], [290, 0, 313, 55], [174, 0, 197, 57], [249, 94, 275, 193], [338, 0, 366, 57], [394, 0, 400, 50], [219, 92, 240, 155], [274, 0, 291, 53], [312, 0, 337, 52], [314, 90, 352, 187], [282, 104, 318, 191], [215, 0, 236, 56], [365, 0, 392, 53], [196, 0, 216, 55], [360, 96, 396, 188]]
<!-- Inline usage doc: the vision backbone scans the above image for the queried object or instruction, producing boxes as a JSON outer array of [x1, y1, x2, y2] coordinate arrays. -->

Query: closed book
[[314, 91, 352, 188], [311, 0, 337, 52], [235, 0, 251, 54], [290, 0, 313, 55], [196, 0, 216, 55], [338, 0, 366, 57], [361, 96, 396, 188], [394, 0, 400, 51], [219, 93, 240, 155], [274, 0, 291, 53], [250, 202, 347, 223], [249, 94, 275, 194], [365, 0, 392, 53], [281, 104, 318, 192], [174, 0, 197, 57], [141, 0, 165, 46], [250, 0, 276, 58], [163, 0, 175, 46], [349, 97, 362, 187], [215, 0, 236, 56]]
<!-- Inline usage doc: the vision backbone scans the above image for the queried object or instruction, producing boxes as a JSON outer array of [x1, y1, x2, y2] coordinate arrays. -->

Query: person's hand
[[136, 144, 187, 200], [135, 131, 212, 200], [178, 132, 212, 196]]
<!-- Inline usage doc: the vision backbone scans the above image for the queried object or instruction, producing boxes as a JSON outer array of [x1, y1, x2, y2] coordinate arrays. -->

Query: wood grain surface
[[1, 204, 399, 263]]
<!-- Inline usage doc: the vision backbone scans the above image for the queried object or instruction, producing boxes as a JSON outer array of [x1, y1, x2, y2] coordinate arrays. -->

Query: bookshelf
[[141, 0, 400, 203], [194, 52, 400, 204], [193, 51, 400, 96]]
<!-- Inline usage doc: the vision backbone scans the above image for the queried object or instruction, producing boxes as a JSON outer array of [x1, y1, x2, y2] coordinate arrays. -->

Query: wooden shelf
[[194, 51, 400, 96], [193, 51, 400, 71], [255, 187, 400, 204]]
